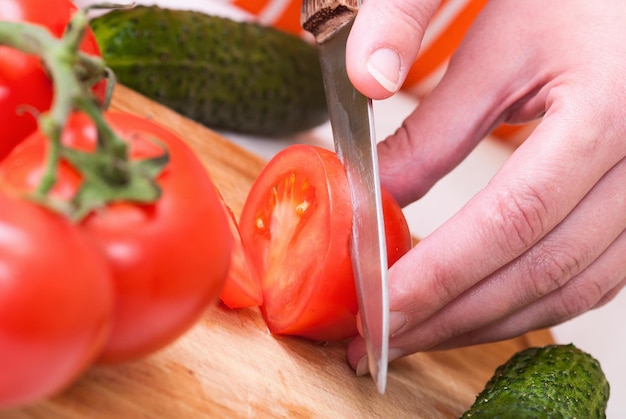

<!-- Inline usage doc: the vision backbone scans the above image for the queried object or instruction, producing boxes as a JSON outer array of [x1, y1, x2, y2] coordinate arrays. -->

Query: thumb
[[346, 0, 442, 99]]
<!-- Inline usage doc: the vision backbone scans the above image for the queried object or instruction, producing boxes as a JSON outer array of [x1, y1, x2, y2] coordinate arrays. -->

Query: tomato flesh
[[218, 195, 263, 309], [240, 144, 412, 341]]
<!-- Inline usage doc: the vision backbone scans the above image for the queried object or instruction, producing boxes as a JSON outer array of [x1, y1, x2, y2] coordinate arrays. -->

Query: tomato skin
[[381, 186, 413, 266], [0, 0, 106, 160], [0, 191, 114, 408], [0, 111, 232, 363], [239, 144, 412, 341]]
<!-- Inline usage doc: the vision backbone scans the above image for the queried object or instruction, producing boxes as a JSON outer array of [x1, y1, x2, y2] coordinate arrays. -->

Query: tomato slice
[[218, 195, 263, 309], [239, 144, 412, 341]]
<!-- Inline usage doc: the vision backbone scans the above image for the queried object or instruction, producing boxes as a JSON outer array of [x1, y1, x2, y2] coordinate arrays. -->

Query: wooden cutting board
[[5, 85, 554, 419]]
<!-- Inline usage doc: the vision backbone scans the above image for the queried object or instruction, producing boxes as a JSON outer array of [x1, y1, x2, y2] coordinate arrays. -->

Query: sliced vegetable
[[239, 144, 412, 341], [218, 195, 263, 309]]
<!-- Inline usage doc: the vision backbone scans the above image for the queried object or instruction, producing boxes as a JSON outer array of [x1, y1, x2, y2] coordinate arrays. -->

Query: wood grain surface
[[4, 85, 554, 419]]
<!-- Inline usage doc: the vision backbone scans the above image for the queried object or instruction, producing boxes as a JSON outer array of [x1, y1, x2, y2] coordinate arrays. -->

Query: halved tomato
[[239, 144, 412, 341]]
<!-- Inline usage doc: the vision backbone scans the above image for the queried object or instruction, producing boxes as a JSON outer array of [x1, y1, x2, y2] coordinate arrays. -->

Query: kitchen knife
[[301, 0, 389, 394]]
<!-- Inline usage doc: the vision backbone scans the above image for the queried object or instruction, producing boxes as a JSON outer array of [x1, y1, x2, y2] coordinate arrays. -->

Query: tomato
[[382, 186, 414, 266], [0, 111, 232, 363], [218, 195, 263, 309], [0, 0, 107, 160], [239, 144, 412, 341], [0, 191, 114, 408]]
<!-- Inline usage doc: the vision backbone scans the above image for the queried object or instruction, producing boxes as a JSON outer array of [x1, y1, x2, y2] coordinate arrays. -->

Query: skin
[[344, 0, 626, 374]]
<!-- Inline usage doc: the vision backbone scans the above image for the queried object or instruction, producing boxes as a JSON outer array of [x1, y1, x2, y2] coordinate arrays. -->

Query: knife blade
[[301, 0, 389, 394]]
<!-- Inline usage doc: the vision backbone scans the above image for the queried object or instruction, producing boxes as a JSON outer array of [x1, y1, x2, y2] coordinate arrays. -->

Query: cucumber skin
[[90, 6, 328, 137], [461, 344, 609, 418]]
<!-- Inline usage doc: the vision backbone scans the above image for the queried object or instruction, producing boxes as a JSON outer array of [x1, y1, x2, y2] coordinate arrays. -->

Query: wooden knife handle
[[301, 0, 359, 41]]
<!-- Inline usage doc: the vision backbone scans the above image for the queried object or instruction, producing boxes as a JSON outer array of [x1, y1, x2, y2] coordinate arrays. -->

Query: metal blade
[[313, 18, 389, 394]]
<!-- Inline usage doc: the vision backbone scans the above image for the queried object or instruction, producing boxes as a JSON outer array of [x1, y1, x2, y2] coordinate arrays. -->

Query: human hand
[[345, 0, 626, 374]]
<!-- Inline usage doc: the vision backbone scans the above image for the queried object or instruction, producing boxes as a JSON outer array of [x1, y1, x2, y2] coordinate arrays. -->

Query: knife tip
[[372, 358, 388, 395]]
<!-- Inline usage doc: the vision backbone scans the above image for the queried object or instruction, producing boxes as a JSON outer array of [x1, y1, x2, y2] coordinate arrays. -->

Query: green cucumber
[[90, 6, 328, 137], [461, 344, 610, 418]]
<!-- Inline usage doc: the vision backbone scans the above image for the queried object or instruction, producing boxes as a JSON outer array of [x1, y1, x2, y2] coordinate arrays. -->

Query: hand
[[345, 0, 626, 374]]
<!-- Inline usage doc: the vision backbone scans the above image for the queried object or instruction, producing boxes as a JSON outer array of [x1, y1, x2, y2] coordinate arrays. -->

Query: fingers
[[345, 0, 626, 377], [346, 0, 442, 99], [376, 0, 626, 207], [396, 153, 626, 351], [389, 108, 623, 318], [434, 228, 626, 350], [375, 2, 555, 206], [347, 158, 626, 370]]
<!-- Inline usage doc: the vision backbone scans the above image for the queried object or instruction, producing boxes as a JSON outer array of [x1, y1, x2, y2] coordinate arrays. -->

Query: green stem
[[0, 23, 53, 55], [0, 15, 109, 196], [35, 116, 62, 196], [77, 95, 130, 184], [0, 4, 167, 221], [36, 41, 84, 195]]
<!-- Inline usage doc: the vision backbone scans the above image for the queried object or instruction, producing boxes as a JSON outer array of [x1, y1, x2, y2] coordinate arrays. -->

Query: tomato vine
[[0, 3, 167, 220], [0, 4, 233, 403]]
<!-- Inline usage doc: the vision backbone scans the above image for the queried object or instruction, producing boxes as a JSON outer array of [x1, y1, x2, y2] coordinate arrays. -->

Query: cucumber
[[90, 6, 328, 137], [461, 344, 609, 418]]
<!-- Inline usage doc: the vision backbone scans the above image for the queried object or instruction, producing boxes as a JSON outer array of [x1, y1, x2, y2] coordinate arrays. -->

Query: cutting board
[[5, 85, 554, 419]]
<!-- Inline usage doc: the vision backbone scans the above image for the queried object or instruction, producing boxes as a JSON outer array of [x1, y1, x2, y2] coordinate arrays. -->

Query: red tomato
[[0, 191, 114, 408], [218, 195, 263, 309], [0, 0, 107, 160], [382, 186, 413, 266], [239, 144, 412, 341], [0, 111, 232, 363]]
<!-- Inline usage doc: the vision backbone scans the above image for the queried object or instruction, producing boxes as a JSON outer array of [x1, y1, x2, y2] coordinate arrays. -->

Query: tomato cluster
[[0, 1, 232, 408], [0, 114, 233, 407], [0, 0, 107, 160], [0, 0, 413, 410]]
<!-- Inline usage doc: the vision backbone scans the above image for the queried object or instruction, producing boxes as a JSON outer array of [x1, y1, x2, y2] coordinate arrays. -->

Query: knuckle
[[426, 262, 460, 306], [490, 186, 551, 254], [391, 2, 437, 39], [594, 279, 625, 309], [525, 243, 584, 298], [421, 314, 463, 351], [558, 279, 605, 319]]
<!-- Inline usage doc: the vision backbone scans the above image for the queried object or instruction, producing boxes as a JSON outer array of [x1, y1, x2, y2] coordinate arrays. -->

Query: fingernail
[[389, 311, 408, 337], [356, 355, 370, 377], [356, 347, 406, 377], [367, 48, 401, 93], [388, 347, 404, 363]]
